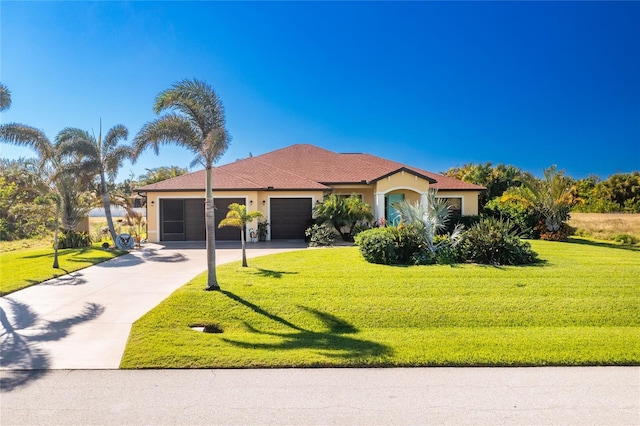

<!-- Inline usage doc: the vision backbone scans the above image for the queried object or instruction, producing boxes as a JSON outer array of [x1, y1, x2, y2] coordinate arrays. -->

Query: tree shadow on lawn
[[252, 268, 299, 279], [0, 299, 104, 392], [566, 237, 640, 252], [219, 291, 391, 360]]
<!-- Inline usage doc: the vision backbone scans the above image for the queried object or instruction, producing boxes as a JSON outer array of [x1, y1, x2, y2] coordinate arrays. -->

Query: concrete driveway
[[0, 241, 307, 373]]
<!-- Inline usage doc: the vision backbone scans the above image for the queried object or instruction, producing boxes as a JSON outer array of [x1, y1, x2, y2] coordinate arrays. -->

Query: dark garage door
[[160, 198, 243, 241], [214, 198, 243, 240], [270, 198, 312, 239]]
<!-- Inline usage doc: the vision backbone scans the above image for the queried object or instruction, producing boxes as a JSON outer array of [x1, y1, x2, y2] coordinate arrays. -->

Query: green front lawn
[[121, 238, 640, 368], [0, 243, 125, 296]]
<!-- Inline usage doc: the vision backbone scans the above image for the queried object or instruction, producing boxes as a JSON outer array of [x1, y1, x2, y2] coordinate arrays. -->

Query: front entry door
[[385, 194, 405, 225]]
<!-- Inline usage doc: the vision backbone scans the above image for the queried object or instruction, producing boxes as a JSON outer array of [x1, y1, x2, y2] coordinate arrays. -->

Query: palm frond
[[0, 123, 54, 161], [104, 145, 134, 181], [0, 82, 11, 111], [102, 124, 128, 152], [154, 79, 226, 138], [202, 127, 230, 166], [56, 128, 97, 158], [133, 114, 199, 158]]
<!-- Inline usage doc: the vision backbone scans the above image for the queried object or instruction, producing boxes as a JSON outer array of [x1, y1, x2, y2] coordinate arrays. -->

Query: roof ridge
[[250, 155, 332, 188]]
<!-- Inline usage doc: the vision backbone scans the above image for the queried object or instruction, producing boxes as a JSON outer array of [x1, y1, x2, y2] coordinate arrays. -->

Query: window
[[438, 197, 462, 217]]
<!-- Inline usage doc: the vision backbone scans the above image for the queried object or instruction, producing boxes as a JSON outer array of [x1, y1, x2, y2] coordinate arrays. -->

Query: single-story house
[[137, 144, 485, 242]]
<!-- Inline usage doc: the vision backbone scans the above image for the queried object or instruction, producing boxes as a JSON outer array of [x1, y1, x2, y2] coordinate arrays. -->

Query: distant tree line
[[443, 162, 640, 241]]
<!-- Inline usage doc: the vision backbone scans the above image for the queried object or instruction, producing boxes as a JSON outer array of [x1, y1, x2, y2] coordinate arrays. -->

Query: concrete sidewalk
[[0, 241, 306, 372], [2, 367, 638, 425]]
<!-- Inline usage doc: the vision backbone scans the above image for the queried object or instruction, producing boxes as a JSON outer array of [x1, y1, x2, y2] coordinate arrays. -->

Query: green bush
[[354, 228, 397, 265], [459, 217, 537, 266], [305, 224, 335, 247], [356, 226, 461, 266], [387, 225, 423, 264], [56, 230, 92, 249], [483, 197, 539, 238], [614, 233, 639, 245]]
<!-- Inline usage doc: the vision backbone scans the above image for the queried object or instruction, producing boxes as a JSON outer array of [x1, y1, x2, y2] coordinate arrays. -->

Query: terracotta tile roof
[[138, 144, 485, 192]]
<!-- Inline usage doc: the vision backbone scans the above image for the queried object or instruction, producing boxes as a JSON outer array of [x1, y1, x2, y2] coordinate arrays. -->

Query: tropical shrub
[[356, 226, 460, 266], [354, 228, 397, 265], [313, 193, 374, 241], [386, 225, 423, 264], [504, 166, 577, 235], [458, 217, 537, 265], [305, 223, 335, 247], [483, 197, 539, 238], [392, 189, 464, 255], [56, 230, 92, 249]]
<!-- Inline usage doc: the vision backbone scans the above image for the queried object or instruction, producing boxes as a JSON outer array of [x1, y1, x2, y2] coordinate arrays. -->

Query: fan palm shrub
[[392, 189, 464, 255]]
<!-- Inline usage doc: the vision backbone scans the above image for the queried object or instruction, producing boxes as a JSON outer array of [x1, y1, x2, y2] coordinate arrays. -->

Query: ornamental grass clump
[[459, 216, 537, 265]]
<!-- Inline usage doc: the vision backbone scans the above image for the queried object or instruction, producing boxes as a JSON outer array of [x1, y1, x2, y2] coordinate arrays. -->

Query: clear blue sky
[[1, 1, 639, 181]]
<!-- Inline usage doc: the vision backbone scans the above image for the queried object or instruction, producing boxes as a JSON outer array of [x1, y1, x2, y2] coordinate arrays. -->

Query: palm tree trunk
[[101, 172, 118, 244], [205, 167, 220, 290], [52, 201, 60, 269], [241, 227, 247, 267]]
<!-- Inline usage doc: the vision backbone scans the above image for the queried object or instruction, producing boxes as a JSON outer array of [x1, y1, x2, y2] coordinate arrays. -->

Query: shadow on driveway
[[0, 299, 104, 392]]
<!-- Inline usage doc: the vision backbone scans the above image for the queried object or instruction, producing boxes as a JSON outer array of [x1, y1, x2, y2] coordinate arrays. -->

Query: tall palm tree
[[0, 124, 71, 268], [218, 203, 263, 267], [133, 78, 230, 290], [0, 83, 11, 111], [56, 122, 132, 245]]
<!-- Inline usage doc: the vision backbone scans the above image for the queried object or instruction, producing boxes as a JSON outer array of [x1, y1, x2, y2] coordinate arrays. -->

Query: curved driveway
[[0, 241, 306, 371]]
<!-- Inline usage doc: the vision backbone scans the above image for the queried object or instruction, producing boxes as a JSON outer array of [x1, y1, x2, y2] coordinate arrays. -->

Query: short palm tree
[[133, 78, 230, 290], [313, 193, 374, 241], [392, 189, 464, 254], [0, 83, 11, 111], [506, 165, 576, 233], [218, 203, 263, 267], [56, 122, 132, 245]]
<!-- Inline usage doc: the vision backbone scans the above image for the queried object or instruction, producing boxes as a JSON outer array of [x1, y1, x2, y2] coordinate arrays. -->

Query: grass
[[0, 243, 125, 296], [121, 238, 640, 368], [0, 237, 52, 252], [569, 212, 640, 242]]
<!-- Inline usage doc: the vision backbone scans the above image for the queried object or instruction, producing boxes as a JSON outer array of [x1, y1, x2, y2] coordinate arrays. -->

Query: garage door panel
[[270, 198, 312, 239], [161, 199, 185, 241], [185, 199, 205, 241], [160, 197, 244, 241]]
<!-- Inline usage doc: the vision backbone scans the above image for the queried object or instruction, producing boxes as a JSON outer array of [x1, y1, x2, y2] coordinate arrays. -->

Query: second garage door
[[270, 198, 313, 239]]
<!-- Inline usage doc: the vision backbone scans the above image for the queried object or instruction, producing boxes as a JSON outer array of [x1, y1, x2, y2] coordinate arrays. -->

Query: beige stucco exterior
[[143, 171, 480, 242]]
